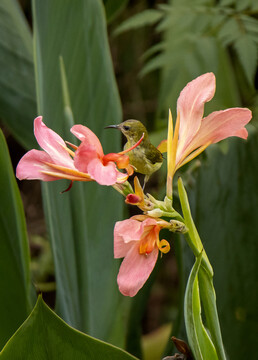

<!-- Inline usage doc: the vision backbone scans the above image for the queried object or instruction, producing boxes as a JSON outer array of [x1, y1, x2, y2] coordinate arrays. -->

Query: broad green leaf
[[188, 129, 258, 359], [0, 130, 35, 349], [184, 252, 218, 360], [0, 296, 138, 360], [32, 0, 125, 346], [0, 0, 36, 149]]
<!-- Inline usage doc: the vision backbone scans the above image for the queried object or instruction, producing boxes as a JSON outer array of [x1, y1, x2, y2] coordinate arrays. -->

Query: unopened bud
[[164, 196, 173, 211], [169, 220, 188, 233], [113, 181, 133, 196], [146, 208, 164, 217]]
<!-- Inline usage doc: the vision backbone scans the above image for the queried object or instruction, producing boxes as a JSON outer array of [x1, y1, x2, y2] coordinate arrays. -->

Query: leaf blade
[[0, 130, 35, 349]]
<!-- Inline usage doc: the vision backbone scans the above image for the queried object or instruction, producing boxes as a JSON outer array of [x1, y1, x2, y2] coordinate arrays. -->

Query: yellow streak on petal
[[45, 162, 92, 179], [40, 170, 92, 182], [176, 141, 211, 171], [171, 111, 180, 174], [166, 109, 173, 199]]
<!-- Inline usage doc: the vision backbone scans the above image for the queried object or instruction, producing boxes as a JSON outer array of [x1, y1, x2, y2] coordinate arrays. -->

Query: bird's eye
[[123, 125, 130, 131]]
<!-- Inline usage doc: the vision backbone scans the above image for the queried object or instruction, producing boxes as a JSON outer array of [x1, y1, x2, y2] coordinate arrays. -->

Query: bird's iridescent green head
[[105, 120, 148, 143]]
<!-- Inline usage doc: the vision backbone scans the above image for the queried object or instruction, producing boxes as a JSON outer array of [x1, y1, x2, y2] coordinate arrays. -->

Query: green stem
[[177, 177, 227, 360], [177, 178, 213, 276]]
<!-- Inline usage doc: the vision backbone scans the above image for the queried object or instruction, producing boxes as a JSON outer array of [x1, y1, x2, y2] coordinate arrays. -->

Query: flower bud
[[169, 220, 188, 233]]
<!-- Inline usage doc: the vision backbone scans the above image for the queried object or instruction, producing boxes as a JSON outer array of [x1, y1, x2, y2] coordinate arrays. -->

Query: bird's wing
[[144, 144, 163, 164]]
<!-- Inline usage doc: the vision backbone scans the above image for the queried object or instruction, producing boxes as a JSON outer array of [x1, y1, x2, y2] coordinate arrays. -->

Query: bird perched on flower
[[105, 120, 163, 187]]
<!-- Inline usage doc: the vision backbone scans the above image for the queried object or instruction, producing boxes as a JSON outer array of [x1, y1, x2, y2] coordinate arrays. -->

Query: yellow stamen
[[40, 170, 92, 182], [175, 141, 211, 171], [65, 141, 78, 151], [157, 239, 170, 254], [60, 143, 76, 157], [44, 162, 92, 179]]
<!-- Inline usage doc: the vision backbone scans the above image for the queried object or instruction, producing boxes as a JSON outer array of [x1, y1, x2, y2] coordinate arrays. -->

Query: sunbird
[[105, 120, 163, 187]]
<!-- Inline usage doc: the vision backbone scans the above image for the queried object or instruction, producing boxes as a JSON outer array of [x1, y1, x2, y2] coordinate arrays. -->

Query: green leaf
[[184, 252, 218, 360], [0, 296, 138, 360], [233, 34, 257, 86], [103, 0, 129, 23], [0, 0, 37, 149], [188, 128, 258, 358], [198, 267, 227, 360], [113, 9, 163, 37], [0, 130, 35, 349], [32, 0, 125, 346]]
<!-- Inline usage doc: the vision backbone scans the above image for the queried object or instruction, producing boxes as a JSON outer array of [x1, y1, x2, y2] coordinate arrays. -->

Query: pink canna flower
[[157, 73, 252, 197], [16, 116, 142, 186], [114, 215, 171, 297]]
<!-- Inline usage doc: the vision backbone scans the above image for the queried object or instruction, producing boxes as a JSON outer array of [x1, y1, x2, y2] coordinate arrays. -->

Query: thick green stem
[[177, 178, 213, 277]]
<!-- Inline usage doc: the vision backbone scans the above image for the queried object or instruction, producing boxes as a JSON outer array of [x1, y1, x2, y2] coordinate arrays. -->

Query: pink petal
[[16, 149, 61, 181], [177, 73, 216, 155], [87, 158, 119, 186], [233, 128, 248, 139], [188, 108, 252, 152], [71, 125, 104, 156], [114, 219, 142, 258], [34, 117, 74, 168], [74, 142, 98, 173], [117, 244, 159, 297], [141, 218, 159, 228]]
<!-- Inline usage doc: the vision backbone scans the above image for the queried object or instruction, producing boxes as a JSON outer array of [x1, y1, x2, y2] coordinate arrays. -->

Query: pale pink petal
[[232, 127, 248, 139], [177, 73, 216, 155], [117, 244, 159, 297], [34, 117, 74, 168], [141, 218, 159, 228], [73, 142, 98, 173], [16, 149, 61, 181], [114, 219, 142, 258], [87, 158, 118, 186], [114, 237, 135, 259], [71, 125, 104, 156], [115, 172, 129, 184], [187, 108, 252, 153]]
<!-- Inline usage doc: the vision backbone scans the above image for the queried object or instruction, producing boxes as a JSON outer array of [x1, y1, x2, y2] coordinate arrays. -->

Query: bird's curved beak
[[104, 124, 120, 129]]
